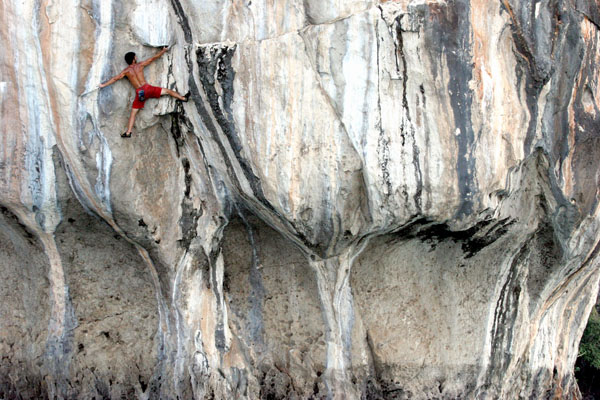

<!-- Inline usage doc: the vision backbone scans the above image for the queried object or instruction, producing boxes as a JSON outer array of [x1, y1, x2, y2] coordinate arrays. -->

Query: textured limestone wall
[[1, 0, 600, 398]]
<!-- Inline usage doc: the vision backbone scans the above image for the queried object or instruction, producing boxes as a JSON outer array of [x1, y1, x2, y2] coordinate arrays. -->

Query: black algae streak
[[428, 0, 477, 218]]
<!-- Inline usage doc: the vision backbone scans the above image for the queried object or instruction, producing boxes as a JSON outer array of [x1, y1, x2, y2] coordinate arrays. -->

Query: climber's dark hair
[[125, 52, 136, 65]]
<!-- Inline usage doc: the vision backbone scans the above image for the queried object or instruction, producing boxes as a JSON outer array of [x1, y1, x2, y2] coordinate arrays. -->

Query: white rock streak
[[131, 0, 172, 47]]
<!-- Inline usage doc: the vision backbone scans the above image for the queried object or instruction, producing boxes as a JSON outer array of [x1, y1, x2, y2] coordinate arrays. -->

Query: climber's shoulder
[[122, 65, 140, 80], [113, 66, 130, 80]]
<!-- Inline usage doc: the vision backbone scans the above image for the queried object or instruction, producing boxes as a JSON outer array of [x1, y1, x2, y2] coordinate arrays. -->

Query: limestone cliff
[[1, 0, 600, 398]]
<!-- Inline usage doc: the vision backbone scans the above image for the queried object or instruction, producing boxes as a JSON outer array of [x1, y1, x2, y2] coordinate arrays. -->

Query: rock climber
[[98, 47, 188, 138]]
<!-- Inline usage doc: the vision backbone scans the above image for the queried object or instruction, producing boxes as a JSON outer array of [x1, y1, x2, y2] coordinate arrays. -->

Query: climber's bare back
[[123, 64, 147, 89]]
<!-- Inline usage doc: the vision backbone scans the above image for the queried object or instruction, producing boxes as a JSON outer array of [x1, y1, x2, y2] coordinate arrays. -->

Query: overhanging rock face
[[1, 0, 600, 398]]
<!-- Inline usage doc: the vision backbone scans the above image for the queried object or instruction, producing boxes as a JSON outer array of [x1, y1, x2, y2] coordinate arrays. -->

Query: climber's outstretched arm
[[139, 47, 168, 67], [99, 70, 126, 88]]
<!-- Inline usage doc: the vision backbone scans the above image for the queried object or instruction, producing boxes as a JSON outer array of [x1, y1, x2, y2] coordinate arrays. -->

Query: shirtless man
[[99, 47, 187, 138]]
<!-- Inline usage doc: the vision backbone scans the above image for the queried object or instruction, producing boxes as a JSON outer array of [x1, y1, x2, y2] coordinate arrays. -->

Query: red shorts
[[132, 84, 162, 109]]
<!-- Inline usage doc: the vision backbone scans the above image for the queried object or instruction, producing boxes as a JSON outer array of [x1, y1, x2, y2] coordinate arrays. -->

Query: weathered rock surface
[[1, 0, 600, 398]]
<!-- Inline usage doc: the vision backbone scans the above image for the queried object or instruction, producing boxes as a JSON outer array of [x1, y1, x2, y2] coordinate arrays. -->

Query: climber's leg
[[123, 108, 139, 137], [160, 87, 187, 101]]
